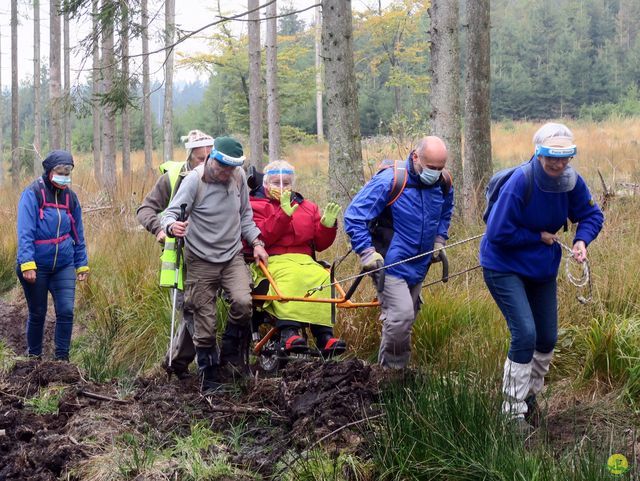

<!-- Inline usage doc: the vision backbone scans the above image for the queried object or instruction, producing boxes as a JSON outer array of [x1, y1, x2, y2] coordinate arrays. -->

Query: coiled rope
[[555, 239, 592, 304]]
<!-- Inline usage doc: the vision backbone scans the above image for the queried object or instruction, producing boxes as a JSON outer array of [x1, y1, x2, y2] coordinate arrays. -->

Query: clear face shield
[[264, 169, 294, 200]]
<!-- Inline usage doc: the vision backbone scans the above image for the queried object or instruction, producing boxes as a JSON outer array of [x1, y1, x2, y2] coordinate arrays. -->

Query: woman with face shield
[[480, 123, 604, 436], [249, 160, 346, 357]]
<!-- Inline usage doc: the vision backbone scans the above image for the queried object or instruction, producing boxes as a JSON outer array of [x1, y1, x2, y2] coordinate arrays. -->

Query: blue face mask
[[419, 168, 441, 186], [52, 174, 71, 186]]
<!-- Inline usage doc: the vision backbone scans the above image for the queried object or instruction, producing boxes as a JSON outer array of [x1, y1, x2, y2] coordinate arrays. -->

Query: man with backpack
[[161, 136, 268, 392], [344, 136, 454, 370], [136, 130, 214, 380]]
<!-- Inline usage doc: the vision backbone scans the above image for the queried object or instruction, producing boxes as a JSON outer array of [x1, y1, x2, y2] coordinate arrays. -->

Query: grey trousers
[[164, 289, 196, 372], [377, 274, 423, 369]]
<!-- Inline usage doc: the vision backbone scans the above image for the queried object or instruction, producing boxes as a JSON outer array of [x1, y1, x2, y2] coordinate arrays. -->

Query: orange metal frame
[[251, 261, 380, 308]]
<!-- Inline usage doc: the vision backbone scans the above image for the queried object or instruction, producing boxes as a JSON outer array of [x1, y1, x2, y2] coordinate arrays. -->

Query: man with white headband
[[162, 136, 268, 393], [137, 129, 214, 380], [480, 122, 604, 436]]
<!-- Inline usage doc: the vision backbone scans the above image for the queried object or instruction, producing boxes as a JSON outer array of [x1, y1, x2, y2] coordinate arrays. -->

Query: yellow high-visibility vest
[[158, 161, 186, 289]]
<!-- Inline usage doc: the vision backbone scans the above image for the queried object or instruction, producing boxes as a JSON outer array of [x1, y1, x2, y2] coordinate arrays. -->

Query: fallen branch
[[77, 390, 130, 404]]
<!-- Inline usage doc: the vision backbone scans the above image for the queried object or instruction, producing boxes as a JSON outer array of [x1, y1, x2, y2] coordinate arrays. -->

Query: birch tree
[[92, 0, 102, 181], [429, 0, 461, 198], [49, 0, 62, 150], [11, 0, 19, 183], [265, 0, 280, 160], [34, 0, 42, 173], [315, 5, 323, 142], [141, 0, 153, 172], [322, 0, 364, 208], [248, 0, 263, 167], [463, 0, 492, 216], [163, 0, 175, 163], [101, 0, 117, 192]]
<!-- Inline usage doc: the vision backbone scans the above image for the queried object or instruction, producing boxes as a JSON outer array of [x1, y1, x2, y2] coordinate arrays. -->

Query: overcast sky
[[0, 0, 387, 89]]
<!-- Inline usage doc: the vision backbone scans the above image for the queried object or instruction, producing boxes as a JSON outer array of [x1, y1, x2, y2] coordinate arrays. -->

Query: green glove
[[280, 190, 299, 217], [320, 202, 341, 227]]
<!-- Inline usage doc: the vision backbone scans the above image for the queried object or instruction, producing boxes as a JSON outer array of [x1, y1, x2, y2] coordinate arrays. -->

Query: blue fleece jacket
[[16, 176, 89, 273], [480, 160, 604, 280], [344, 155, 454, 286]]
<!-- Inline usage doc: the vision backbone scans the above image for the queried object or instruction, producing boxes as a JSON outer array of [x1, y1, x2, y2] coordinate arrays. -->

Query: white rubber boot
[[502, 358, 533, 418]]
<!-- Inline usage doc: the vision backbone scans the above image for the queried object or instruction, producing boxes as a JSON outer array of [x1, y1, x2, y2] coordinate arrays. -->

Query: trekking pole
[[168, 203, 188, 369]]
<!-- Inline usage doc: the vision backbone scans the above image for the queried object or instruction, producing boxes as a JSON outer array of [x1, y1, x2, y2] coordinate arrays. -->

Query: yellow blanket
[[251, 253, 333, 327]]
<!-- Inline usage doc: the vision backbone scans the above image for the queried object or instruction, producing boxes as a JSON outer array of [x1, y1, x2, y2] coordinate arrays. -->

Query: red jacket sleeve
[[312, 203, 337, 252], [251, 197, 292, 248]]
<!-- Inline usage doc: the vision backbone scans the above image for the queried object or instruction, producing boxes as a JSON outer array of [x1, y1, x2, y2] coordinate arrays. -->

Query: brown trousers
[[184, 249, 253, 349]]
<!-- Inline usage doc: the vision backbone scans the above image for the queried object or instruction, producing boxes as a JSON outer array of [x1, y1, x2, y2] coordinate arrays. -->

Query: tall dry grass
[[1, 118, 639, 390]]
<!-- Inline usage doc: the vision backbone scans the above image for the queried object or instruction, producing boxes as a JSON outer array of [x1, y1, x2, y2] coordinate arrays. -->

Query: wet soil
[[0, 298, 383, 481]]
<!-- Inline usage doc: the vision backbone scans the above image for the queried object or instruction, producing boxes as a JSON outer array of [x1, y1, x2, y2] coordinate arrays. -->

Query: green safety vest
[[158, 161, 187, 289]]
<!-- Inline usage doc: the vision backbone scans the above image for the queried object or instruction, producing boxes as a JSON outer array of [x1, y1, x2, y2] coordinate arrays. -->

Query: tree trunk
[[92, 0, 102, 182], [49, 0, 62, 151], [315, 5, 324, 142], [429, 0, 461, 205], [266, 0, 280, 160], [0, 25, 4, 187], [11, 0, 19, 183], [34, 0, 41, 174], [101, 0, 116, 193], [122, 3, 131, 180], [322, 0, 364, 209], [463, 0, 492, 218], [163, 0, 175, 163], [248, 0, 263, 167], [63, 9, 71, 151], [141, 0, 153, 172]]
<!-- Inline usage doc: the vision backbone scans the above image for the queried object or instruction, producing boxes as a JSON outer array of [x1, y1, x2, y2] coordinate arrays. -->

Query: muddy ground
[[2, 297, 639, 480], [0, 298, 382, 481]]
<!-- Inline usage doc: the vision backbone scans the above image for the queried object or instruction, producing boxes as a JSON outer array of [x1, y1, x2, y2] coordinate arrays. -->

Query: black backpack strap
[[386, 160, 408, 206]]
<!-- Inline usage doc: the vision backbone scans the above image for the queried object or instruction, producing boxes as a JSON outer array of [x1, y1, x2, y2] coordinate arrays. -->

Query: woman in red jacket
[[250, 160, 345, 356]]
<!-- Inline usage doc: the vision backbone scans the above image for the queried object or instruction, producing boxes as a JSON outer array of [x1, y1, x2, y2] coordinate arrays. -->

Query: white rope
[[555, 239, 592, 304]]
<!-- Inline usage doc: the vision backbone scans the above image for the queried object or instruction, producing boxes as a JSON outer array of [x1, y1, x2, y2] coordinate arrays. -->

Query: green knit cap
[[211, 137, 245, 166]]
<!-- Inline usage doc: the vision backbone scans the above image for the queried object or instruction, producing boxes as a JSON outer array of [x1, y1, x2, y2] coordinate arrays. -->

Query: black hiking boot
[[220, 322, 251, 380], [196, 346, 226, 394], [315, 333, 347, 358], [161, 359, 192, 380]]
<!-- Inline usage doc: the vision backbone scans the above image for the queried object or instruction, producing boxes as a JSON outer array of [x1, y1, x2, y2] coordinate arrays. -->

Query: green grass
[[0, 339, 16, 374], [25, 386, 66, 415], [372, 370, 628, 481], [0, 241, 17, 294]]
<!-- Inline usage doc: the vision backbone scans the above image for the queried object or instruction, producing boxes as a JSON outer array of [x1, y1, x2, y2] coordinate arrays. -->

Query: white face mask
[[52, 174, 71, 186]]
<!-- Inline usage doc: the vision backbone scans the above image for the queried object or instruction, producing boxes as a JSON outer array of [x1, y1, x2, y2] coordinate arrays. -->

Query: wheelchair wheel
[[257, 338, 288, 373]]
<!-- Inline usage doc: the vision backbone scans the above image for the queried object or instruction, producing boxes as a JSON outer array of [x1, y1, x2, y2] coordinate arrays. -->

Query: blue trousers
[[483, 268, 557, 364], [17, 264, 77, 359]]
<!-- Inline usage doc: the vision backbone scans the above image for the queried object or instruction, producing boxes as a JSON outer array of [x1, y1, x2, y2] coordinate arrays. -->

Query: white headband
[[184, 138, 214, 149]]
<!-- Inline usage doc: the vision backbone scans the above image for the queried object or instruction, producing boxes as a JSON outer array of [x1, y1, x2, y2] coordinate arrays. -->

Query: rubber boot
[[280, 327, 307, 353], [525, 350, 554, 424], [196, 346, 224, 393], [502, 358, 534, 438], [220, 321, 251, 379]]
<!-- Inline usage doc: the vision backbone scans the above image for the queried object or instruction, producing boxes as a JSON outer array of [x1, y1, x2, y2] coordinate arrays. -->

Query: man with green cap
[[162, 136, 268, 392]]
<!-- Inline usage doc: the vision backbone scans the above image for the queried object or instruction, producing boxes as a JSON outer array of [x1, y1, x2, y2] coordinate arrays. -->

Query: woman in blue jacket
[[480, 123, 604, 433], [16, 150, 89, 361]]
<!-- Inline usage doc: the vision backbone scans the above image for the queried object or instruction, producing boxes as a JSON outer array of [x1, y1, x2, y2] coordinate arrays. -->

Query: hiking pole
[[168, 203, 188, 371]]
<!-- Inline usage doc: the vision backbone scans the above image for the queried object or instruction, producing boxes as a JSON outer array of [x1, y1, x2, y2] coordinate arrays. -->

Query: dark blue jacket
[[16, 176, 88, 273], [344, 156, 454, 286], [480, 159, 604, 280]]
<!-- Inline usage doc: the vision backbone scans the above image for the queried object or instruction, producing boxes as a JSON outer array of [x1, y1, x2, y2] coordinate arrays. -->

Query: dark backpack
[[482, 160, 534, 224], [368, 159, 452, 256]]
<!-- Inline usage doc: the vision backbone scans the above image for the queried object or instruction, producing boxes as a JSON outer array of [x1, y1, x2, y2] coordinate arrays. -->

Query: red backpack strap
[[386, 160, 408, 206]]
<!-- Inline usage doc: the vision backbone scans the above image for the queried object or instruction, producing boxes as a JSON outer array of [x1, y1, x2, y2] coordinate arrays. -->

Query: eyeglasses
[[53, 165, 73, 175], [543, 156, 572, 165]]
